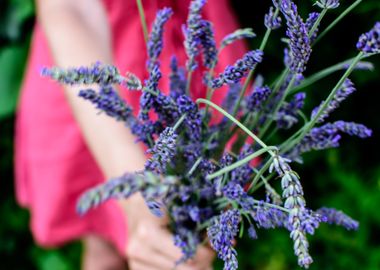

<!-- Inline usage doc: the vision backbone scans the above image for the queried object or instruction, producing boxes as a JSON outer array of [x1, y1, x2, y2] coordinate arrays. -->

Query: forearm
[[36, 0, 146, 178]]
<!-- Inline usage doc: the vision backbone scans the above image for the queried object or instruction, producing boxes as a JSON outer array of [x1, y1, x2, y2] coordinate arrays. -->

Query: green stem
[[309, 8, 328, 39], [207, 146, 278, 180], [187, 157, 203, 177], [248, 156, 274, 192], [196, 99, 276, 156], [282, 52, 364, 153], [250, 172, 276, 193], [136, 0, 149, 44], [313, 0, 362, 45], [289, 57, 372, 95], [173, 114, 187, 131], [251, 199, 290, 213]]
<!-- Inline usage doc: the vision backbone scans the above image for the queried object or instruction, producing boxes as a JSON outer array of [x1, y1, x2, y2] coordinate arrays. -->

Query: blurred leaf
[[0, 42, 30, 119]]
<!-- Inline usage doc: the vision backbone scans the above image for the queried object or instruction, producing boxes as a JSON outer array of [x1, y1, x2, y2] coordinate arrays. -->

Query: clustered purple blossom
[[199, 20, 218, 69], [211, 50, 263, 88], [78, 86, 133, 122], [169, 57, 187, 99], [280, 0, 311, 74], [41, 62, 142, 89], [276, 92, 306, 129], [269, 155, 314, 268], [305, 12, 320, 43], [265, 6, 282, 30], [147, 7, 173, 70], [245, 86, 271, 112], [182, 0, 207, 71], [145, 127, 178, 173], [312, 79, 356, 123], [357, 22, 380, 53], [317, 207, 359, 230], [287, 121, 372, 160], [208, 209, 240, 270]]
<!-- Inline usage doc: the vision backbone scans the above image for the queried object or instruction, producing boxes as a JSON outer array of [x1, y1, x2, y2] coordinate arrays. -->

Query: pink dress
[[15, 0, 246, 254]]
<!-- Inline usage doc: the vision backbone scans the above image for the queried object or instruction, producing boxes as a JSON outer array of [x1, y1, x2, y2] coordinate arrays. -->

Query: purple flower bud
[[145, 127, 178, 173], [280, 0, 311, 74], [357, 22, 380, 54], [312, 79, 356, 123], [265, 6, 282, 30], [147, 8, 173, 70], [305, 12, 320, 43], [220, 28, 256, 49], [317, 207, 359, 230], [78, 86, 133, 122]]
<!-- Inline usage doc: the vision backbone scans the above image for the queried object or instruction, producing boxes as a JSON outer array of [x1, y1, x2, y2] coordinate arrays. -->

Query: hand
[[122, 194, 215, 270]]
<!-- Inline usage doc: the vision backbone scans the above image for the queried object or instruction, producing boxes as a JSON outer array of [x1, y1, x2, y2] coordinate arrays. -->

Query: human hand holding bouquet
[[42, 0, 377, 269]]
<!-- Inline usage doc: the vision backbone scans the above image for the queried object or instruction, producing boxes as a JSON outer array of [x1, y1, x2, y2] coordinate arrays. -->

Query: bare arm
[[36, 1, 214, 269]]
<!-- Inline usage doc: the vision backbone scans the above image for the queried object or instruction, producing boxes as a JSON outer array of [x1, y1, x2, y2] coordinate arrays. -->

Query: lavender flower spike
[[199, 20, 218, 69], [305, 12, 320, 43], [265, 6, 282, 30], [270, 155, 314, 268], [41, 62, 137, 88], [145, 127, 178, 173], [315, 0, 340, 10], [220, 28, 256, 50], [183, 0, 207, 71], [280, 0, 311, 74], [208, 209, 240, 270], [312, 79, 356, 123], [357, 22, 380, 54], [211, 50, 263, 88], [147, 7, 173, 70], [79, 86, 133, 123], [317, 207, 359, 230]]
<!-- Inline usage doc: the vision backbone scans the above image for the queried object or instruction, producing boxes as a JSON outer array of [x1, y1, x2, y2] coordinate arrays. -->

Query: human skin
[[35, 0, 214, 269]]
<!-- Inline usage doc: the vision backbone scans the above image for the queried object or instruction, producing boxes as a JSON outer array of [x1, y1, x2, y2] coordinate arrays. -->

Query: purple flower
[[270, 155, 313, 268], [177, 95, 202, 141], [222, 182, 255, 211], [280, 0, 311, 74], [357, 22, 380, 53], [147, 8, 173, 70], [174, 227, 200, 263], [248, 225, 258, 239], [77, 173, 142, 215], [317, 207, 359, 230], [78, 86, 133, 122], [276, 92, 306, 129], [130, 119, 162, 146], [183, 0, 207, 71], [220, 28, 256, 49], [208, 209, 240, 270], [41, 62, 137, 87], [139, 64, 162, 120], [305, 12, 320, 43], [199, 20, 218, 69], [315, 0, 340, 9], [245, 86, 271, 112], [145, 127, 178, 173], [312, 79, 356, 123], [169, 57, 187, 99], [265, 6, 282, 30], [212, 50, 263, 88], [253, 203, 288, 229]]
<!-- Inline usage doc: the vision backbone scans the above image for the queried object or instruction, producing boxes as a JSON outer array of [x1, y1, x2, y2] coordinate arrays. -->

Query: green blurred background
[[0, 0, 379, 269]]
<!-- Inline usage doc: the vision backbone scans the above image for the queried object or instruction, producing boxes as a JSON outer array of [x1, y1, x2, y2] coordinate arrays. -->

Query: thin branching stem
[[136, 0, 149, 45]]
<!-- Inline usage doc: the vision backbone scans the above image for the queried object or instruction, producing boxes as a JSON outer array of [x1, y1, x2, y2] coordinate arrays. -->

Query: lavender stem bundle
[[42, 0, 377, 269]]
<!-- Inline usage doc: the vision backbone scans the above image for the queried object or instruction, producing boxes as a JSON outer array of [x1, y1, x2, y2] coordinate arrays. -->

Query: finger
[[128, 260, 159, 270], [150, 228, 184, 261], [127, 238, 179, 270]]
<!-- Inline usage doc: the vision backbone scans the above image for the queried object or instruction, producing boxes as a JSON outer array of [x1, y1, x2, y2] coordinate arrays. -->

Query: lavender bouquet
[[42, 0, 378, 268]]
